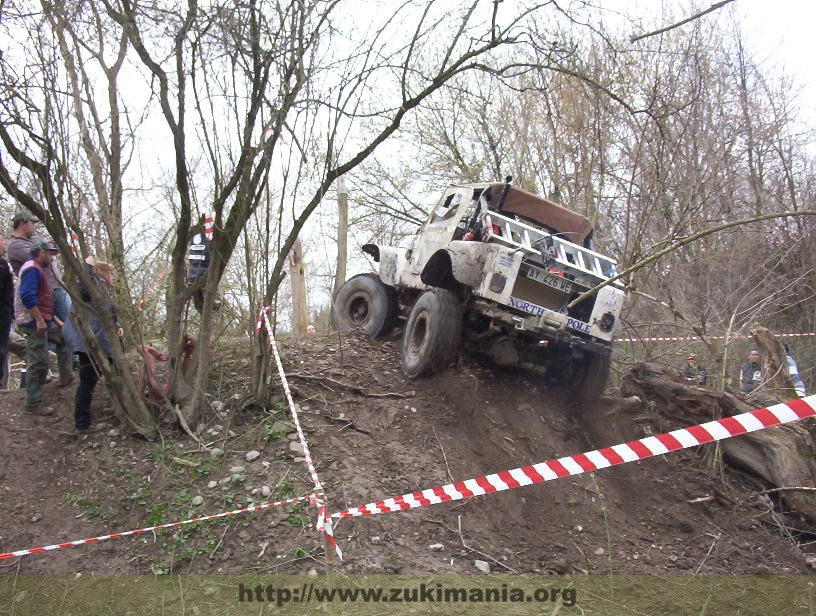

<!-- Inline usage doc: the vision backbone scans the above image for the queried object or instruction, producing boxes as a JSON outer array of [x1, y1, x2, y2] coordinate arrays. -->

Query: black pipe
[[495, 175, 513, 211]]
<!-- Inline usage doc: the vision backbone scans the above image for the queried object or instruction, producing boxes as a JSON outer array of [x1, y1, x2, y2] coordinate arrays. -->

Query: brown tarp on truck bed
[[484, 183, 594, 245]]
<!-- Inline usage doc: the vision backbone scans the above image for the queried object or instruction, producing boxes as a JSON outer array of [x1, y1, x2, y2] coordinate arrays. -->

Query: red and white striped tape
[[204, 216, 214, 241], [331, 395, 816, 519], [0, 494, 314, 561], [615, 332, 816, 343], [255, 304, 269, 333], [260, 308, 339, 554], [138, 260, 173, 312]]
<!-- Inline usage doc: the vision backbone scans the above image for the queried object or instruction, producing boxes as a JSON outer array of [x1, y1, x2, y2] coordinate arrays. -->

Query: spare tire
[[332, 273, 398, 337], [401, 289, 462, 378]]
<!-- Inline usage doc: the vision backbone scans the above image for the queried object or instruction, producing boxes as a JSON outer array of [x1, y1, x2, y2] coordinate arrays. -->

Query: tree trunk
[[289, 237, 309, 338]]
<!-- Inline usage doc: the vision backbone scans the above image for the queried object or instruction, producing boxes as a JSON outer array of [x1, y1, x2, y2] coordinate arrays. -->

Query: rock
[[211, 401, 225, 412], [261, 461, 271, 468], [307, 568, 318, 577], [548, 558, 570, 574], [229, 466, 246, 473], [289, 442, 305, 456], [30, 512, 42, 523], [232, 393, 242, 400], [207, 481, 218, 489], [209, 448, 224, 457], [212, 425, 224, 433], [108, 429, 120, 437], [261, 486, 271, 498], [191, 496, 204, 506], [370, 536, 382, 545], [474, 560, 491, 574], [593, 547, 605, 556], [428, 543, 444, 552], [246, 450, 261, 462]]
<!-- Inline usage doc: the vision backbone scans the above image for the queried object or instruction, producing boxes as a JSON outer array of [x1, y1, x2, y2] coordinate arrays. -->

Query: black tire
[[332, 273, 398, 337], [570, 350, 611, 405], [401, 289, 462, 378]]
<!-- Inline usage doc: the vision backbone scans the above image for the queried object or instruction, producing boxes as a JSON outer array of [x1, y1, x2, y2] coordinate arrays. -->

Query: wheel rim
[[408, 310, 429, 357], [347, 293, 371, 326]]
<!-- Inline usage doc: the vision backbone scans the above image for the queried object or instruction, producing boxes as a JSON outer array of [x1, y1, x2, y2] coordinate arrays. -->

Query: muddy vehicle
[[333, 178, 625, 399]]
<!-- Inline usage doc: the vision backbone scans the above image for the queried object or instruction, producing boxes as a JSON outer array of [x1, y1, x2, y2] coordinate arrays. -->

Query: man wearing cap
[[14, 240, 73, 413], [8, 212, 70, 323], [681, 353, 707, 386]]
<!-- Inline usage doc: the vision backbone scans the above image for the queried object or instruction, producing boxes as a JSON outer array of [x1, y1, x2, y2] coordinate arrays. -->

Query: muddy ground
[[0, 331, 812, 578]]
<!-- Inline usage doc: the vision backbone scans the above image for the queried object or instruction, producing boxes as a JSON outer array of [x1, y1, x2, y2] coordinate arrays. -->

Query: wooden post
[[289, 237, 309, 337], [333, 176, 349, 298]]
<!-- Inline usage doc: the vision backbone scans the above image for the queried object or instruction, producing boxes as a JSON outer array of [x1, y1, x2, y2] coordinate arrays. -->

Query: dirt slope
[[0, 332, 810, 576]]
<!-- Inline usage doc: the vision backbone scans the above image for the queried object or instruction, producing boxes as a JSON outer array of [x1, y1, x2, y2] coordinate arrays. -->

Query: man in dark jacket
[[62, 260, 122, 434], [15, 240, 74, 413], [740, 349, 763, 393], [0, 236, 14, 390]]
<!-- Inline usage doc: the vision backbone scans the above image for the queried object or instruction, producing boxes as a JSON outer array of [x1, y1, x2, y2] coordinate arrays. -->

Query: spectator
[[740, 349, 763, 393], [782, 342, 807, 398], [681, 353, 707, 385], [306, 324, 316, 336], [14, 240, 74, 413], [0, 237, 13, 390], [62, 260, 122, 435], [7, 212, 70, 322], [187, 219, 211, 313]]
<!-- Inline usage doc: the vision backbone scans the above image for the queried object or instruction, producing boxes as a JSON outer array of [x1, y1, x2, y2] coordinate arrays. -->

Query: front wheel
[[332, 273, 398, 337], [401, 289, 462, 378]]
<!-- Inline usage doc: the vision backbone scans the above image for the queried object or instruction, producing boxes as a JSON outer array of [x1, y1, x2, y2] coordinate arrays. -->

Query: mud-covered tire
[[401, 289, 462, 378], [570, 350, 611, 406], [332, 273, 398, 337]]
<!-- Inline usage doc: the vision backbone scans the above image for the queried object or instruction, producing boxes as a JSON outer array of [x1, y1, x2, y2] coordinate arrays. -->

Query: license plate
[[524, 266, 572, 293]]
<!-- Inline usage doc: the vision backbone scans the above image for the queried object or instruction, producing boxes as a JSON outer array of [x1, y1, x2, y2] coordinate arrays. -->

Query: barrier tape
[[331, 395, 816, 519], [260, 308, 339, 556], [0, 494, 314, 561], [615, 332, 816, 343], [204, 216, 214, 241], [138, 260, 173, 312], [255, 304, 269, 333]]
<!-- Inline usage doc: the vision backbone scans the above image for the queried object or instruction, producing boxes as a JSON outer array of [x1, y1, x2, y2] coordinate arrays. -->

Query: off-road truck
[[332, 178, 625, 399]]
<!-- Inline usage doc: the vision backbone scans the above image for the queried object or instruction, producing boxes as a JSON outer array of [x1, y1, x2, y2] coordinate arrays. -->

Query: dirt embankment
[[0, 332, 811, 576]]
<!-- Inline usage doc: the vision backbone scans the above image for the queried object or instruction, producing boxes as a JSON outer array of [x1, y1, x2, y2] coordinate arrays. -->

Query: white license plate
[[524, 266, 572, 293]]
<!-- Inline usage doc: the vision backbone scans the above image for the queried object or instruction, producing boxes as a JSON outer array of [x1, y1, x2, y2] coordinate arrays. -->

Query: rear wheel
[[401, 289, 462, 378], [570, 350, 611, 406], [332, 273, 398, 337]]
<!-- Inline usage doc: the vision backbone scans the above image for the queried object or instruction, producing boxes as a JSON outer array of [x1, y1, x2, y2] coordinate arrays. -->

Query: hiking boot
[[58, 375, 76, 388], [25, 404, 55, 417], [75, 424, 101, 436]]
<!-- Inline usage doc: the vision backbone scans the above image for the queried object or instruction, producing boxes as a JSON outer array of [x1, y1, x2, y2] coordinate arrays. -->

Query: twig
[[687, 495, 715, 504], [432, 426, 455, 482], [287, 372, 413, 397], [630, 0, 736, 43], [208, 521, 232, 559], [750, 486, 816, 497], [693, 533, 720, 575], [172, 404, 204, 446], [457, 515, 516, 573]]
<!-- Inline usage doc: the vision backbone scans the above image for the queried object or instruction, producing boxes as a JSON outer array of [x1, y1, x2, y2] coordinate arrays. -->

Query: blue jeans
[[52, 287, 71, 323]]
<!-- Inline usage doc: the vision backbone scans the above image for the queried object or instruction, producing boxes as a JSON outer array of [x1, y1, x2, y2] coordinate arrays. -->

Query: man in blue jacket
[[15, 240, 74, 413]]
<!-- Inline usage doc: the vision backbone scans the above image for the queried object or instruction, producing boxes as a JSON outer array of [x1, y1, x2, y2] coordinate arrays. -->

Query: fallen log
[[618, 361, 816, 526]]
